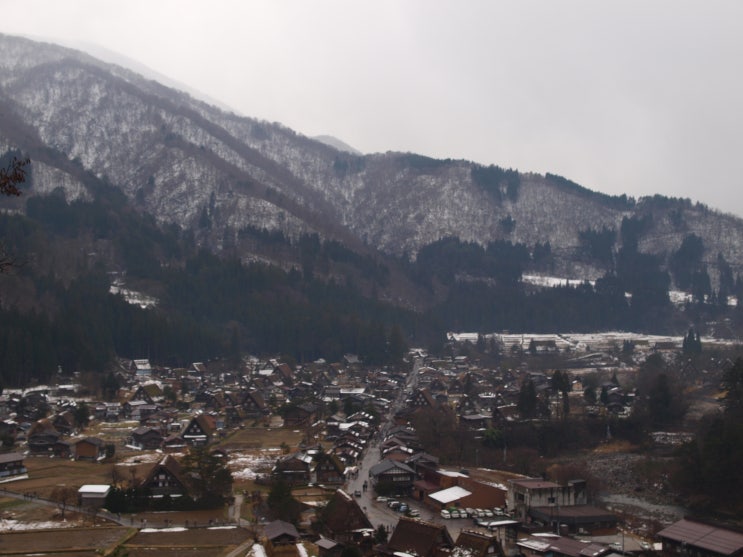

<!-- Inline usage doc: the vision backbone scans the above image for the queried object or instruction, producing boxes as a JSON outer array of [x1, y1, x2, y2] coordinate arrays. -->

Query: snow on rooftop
[[518, 539, 553, 552], [438, 469, 468, 478], [482, 481, 509, 491], [78, 484, 110, 494], [429, 486, 472, 504]]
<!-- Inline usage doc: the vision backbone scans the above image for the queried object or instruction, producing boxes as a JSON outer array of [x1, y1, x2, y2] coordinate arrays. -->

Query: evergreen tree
[[682, 327, 702, 355], [267, 478, 303, 524], [721, 358, 743, 418], [518, 379, 538, 418], [551, 370, 571, 394], [73, 402, 91, 430], [599, 386, 609, 405], [387, 324, 407, 365], [181, 448, 233, 507]]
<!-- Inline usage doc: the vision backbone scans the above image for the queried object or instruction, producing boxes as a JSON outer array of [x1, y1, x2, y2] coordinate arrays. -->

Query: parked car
[[408, 509, 420, 517], [388, 500, 401, 510], [449, 509, 461, 519], [399, 504, 409, 513], [464, 508, 475, 518], [354, 490, 362, 497], [440, 509, 451, 519], [493, 507, 505, 516], [483, 509, 494, 518], [376, 496, 389, 502]]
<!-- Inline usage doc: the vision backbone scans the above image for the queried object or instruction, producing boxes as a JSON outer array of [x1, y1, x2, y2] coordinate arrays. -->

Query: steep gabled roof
[[455, 530, 500, 557], [183, 413, 216, 436], [387, 516, 454, 557], [321, 489, 373, 535], [315, 452, 346, 474], [140, 454, 187, 490]]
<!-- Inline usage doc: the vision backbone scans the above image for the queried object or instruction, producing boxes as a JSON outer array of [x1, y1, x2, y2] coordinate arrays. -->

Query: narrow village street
[[342, 358, 479, 538]]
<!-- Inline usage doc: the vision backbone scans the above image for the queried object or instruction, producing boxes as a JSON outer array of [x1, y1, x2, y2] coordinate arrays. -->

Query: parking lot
[[367, 494, 513, 538]]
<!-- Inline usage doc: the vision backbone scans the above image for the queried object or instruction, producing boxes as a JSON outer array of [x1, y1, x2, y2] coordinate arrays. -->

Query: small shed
[[78, 484, 110, 508], [265, 519, 300, 545]]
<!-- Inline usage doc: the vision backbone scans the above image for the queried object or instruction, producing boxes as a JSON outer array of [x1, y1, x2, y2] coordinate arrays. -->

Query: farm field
[[0, 526, 132, 556], [0, 424, 307, 533], [124, 526, 253, 557]]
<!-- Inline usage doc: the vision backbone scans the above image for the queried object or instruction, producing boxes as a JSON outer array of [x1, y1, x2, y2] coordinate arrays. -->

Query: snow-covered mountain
[[2, 33, 743, 285]]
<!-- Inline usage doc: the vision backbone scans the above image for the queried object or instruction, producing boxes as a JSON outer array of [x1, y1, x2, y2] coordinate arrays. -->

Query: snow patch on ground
[[251, 543, 268, 557], [119, 452, 182, 465], [524, 275, 738, 308], [0, 519, 80, 531], [110, 283, 158, 308], [229, 450, 278, 480], [523, 274, 595, 288]]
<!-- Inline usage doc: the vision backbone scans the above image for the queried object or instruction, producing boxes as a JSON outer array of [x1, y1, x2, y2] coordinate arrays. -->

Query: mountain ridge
[[2, 33, 743, 289]]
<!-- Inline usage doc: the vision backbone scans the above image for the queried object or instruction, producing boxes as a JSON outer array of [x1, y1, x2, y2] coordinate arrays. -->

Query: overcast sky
[[3, 1, 743, 216]]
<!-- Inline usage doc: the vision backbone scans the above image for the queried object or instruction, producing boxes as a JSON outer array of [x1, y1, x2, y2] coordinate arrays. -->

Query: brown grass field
[[7, 455, 117, 499], [0, 525, 254, 557], [0, 526, 133, 556], [220, 426, 303, 450], [123, 526, 253, 557], [0, 424, 306, 554]]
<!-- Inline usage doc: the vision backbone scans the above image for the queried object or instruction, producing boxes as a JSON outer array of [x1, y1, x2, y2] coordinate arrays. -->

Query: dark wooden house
[[316, 489, 373, 546], [379, 516, 454, 557], [131, 426, 165, 450], [139, 454, 189, 498], [181, 414, 216, 446], [272, 452, 312, 485], [74, 437, 106, 461], [0, 452, 27, 480]]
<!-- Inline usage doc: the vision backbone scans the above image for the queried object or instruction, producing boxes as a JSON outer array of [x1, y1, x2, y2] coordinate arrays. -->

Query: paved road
[[345, 358, 450, 533], [342, 358, 493, 539]]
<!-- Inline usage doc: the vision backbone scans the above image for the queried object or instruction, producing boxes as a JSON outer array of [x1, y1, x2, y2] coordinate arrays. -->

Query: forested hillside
[[4, 34, 743, 386]]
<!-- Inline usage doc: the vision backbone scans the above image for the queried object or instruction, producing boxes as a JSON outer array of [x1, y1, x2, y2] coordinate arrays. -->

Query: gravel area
[[586, 451, 687, 530]]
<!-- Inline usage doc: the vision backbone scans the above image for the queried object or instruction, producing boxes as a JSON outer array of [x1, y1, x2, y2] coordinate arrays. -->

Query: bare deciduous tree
[[0, 156, 30, 273], [50, 485, 78, 520]]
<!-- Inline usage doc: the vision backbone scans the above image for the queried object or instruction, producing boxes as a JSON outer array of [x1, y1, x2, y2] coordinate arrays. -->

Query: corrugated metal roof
[[429, 486, 473, 504], [659, 519, 743, 556], [510, 478, 560, 489]]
